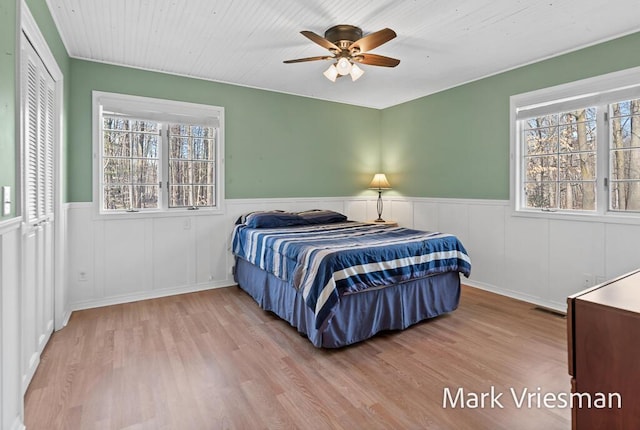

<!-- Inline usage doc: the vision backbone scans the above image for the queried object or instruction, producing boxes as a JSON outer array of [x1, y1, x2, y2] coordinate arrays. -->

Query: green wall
[[0, 0, 17, 219], [0, 0, 69, 220], [4, 1, 640, 206], [382, 31, 640, 199], [69, 60, 381, 201]]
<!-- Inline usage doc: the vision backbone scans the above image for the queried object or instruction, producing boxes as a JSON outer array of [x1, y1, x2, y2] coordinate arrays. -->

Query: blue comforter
[[231, 222, 471, 329]]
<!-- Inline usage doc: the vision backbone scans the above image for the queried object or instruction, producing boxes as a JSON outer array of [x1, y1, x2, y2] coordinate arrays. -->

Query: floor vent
[[533, 306, 566, 318]]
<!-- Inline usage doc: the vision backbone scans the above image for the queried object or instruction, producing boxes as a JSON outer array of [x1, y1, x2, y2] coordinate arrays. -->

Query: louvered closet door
[[21, 34, 55, 391]]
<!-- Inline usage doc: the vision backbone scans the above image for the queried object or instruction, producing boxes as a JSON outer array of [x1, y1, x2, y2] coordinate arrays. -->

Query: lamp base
[[374, 217, 386, 222], [375, 191, 385, 223]]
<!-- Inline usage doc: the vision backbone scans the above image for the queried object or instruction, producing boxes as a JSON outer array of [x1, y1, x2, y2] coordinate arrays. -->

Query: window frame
[[510, 66, 640, 224], [92, 91, 225, 218]]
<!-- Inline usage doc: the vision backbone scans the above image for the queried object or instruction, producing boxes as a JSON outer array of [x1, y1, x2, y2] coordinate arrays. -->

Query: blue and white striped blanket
[[232, 222, 471, 329]]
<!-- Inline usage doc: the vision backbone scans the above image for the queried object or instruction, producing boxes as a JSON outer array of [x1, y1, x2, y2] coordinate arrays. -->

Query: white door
[[21, 33, 56, 391]]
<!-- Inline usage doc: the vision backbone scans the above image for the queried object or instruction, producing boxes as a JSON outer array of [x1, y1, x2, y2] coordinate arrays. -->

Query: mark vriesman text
[[442, 386, 622, 409]]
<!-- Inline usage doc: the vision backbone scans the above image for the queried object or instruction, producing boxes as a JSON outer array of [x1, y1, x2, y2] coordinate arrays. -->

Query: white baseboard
[[69, 279, 236, 312], [10, 416, 25, 430], [464, 279, 566, 314], [59, 309, 72, 329]]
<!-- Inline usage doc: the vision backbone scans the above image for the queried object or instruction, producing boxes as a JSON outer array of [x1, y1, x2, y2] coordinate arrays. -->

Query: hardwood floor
[[25, 285, 571, 429]]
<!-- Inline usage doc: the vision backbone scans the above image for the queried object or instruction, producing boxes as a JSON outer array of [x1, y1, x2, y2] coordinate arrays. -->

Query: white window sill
[[512, 208, 640, 225], [93, 205, 226, 221]]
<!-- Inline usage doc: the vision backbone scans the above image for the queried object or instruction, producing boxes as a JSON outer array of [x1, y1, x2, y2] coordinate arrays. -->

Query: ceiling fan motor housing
[[324, 25, 363, 51]]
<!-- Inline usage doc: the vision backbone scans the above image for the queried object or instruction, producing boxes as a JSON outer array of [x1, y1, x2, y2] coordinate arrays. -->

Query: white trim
[[510, 65, 640, 220], [69, 280, 235, 312], [511, 206, 640, 226], [227, 196, 355, 204], [48, 24, 640, 110], [0, 217, 21, 235], [92, 91, 225, 218], [511, 65, 640, 116], [10, 416, 26, 430], [403, 196, 510, 206], [20, 3, 62, 81], [21, 0, 68, 332], [464, 279, 566, 314]]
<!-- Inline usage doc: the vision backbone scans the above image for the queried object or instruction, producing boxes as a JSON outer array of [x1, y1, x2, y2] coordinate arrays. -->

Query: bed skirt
[[234, 257, 461, 348]]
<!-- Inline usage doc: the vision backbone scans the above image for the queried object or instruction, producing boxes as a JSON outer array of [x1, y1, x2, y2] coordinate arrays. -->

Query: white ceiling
[[45, 0, 640, 109]]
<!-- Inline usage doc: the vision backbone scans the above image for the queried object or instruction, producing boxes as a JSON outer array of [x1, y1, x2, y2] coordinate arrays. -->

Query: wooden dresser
[[567, 269, 640, 429]]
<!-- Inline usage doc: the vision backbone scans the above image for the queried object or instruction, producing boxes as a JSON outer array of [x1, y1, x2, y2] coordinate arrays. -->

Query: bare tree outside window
[[523, 108, 597, 211], [96, 92, 224, 214], [103, 116, 160, 210], [168, 124, 216, 208], [610, 98, 640, 211]]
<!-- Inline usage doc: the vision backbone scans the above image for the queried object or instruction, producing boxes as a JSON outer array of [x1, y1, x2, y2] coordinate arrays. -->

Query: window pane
[[525, 128, 558, 155], [168, 122, 217, 208], [558, 153, 596, 181], [131, 185, 158, 209], [103, 117, 130, 131], [610, 181, 640, 211], [131, 120, 158, 133], [132, 133, 159, 158], [611, 149, 640, 180], [525, 155, 558, 181], [193, 138, 215, 160], [193, 185, 214, 207], [524, 182, 557, 209], [526, 114, 558, 130], [609, 99, 640, 212], [103, 131, 131, 156], [170, 137, 190, 159], [169, 185, 192, 207], [611, 99, 640, 149], [559, 108, 596, 124], [170, 124, 189, 136], [170, 160, 192, 184], [104, 185, 130, 210], [559, 120, 596, 152], [202, 127, 215, 138], [103, 158, 130, 184], [192, 161, 214, 184], [190, 125, 205, 137], [559, 182, 595, 210], [132, 159, 158, 184]]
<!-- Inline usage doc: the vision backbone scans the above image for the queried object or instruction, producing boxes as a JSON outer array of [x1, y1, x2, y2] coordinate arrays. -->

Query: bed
[[231, 210, 471, 348]]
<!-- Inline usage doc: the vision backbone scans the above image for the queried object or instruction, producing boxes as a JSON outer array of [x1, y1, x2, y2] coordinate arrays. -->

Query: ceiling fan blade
[[356, 53, 400, 67], [283, 55, 334, 64], [300, 31, 341, 52], [349, 28, 396, 53]]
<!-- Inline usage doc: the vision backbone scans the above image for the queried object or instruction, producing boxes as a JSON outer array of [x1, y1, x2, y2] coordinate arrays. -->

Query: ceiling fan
[[283, 25, 400, 82]]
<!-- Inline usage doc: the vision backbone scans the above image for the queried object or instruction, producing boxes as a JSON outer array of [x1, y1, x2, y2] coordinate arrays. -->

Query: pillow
[[236, 210, 306, 228], [296, 209, 348, 225]]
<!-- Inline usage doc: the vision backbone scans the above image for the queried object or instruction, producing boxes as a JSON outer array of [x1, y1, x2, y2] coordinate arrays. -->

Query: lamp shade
[[368, 173, 391, 190], [336, 57, 352, 76], [350, 63, 364, 81], [323, 64, 338, 82]]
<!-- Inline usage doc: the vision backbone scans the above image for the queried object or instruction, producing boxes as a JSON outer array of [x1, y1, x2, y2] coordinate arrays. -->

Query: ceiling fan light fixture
[[336, 57, 352, 76], [284, 25, 399, 83], [323, 64, 338, 82], [350, 63, 364, 81]]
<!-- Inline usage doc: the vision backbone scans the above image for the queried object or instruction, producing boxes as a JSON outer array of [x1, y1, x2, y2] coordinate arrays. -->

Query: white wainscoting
[[66, 198, 354, 311], [66, 197, 640, 314], [1, 217, 26, 430]]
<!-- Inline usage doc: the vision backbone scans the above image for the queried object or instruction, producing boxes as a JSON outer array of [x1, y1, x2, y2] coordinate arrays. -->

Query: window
[[511, 67, 640, 217], [522, 107, 597, 211], [93, 92, 224, 214]]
